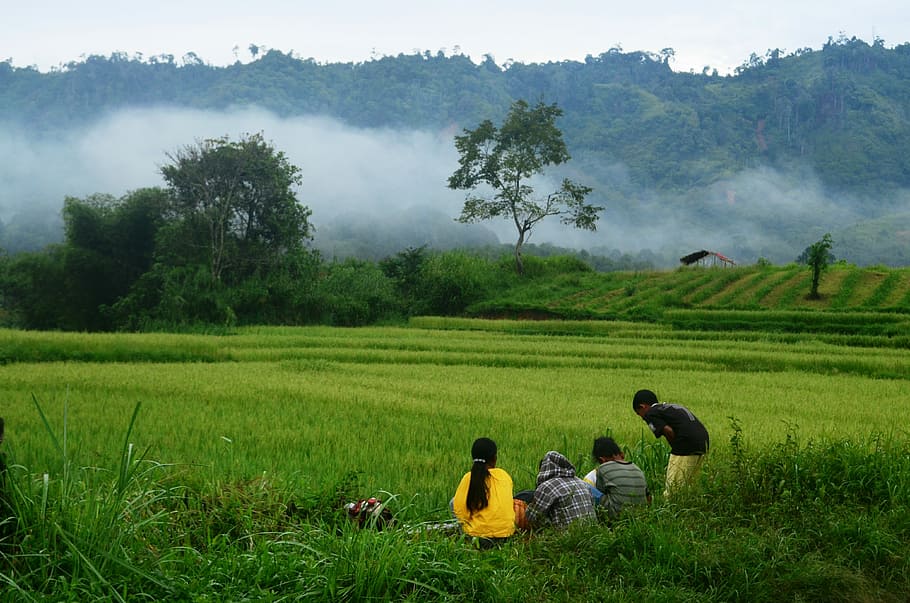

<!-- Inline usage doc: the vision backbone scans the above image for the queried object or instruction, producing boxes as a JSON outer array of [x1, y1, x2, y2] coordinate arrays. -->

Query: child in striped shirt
[[589, 436, 650, 518]]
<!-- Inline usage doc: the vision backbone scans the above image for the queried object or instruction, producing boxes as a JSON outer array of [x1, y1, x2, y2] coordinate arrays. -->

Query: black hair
[[592, 436, 622, 459], [466, 437, 497, 514], [633, 389, 658, 411]]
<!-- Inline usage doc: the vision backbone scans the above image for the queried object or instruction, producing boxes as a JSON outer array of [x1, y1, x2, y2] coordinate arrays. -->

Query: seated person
[[452, 437, 515, 541], [524, 451, 596, 530], [590, 436, 650, 518]]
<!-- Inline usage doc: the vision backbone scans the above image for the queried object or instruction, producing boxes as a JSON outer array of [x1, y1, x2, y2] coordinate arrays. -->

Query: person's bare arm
[[662, 425, 675, 443]]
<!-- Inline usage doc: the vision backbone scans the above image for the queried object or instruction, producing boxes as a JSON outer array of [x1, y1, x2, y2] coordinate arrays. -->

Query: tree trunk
[[514, 231, 525, 275], [810, 268, 821, 299]]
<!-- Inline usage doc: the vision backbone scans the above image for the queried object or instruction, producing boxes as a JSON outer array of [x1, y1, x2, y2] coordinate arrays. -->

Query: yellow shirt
[[452, 467, 516, 538]]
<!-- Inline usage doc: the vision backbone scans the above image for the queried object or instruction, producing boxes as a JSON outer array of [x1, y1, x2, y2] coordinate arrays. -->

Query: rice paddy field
[[2, 320, 906, 499], [1, 317, 908, 601], [469, 264, 910, 321]]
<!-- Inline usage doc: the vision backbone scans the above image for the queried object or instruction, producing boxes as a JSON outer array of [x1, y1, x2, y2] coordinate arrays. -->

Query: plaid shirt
[[525, 451, 596, 529]]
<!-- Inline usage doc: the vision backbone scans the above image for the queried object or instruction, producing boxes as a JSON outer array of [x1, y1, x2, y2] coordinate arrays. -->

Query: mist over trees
[[2, 34, 910, 268], [3, 36, 910, 190]]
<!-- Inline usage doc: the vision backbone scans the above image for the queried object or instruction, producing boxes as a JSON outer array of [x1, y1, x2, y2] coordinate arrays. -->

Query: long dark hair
[[466, 437, 497, 514]]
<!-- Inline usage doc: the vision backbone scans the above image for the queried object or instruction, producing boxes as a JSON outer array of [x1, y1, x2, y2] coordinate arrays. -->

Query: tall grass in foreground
[[0, 400, 177, 601], [2, 406, 908, 602]]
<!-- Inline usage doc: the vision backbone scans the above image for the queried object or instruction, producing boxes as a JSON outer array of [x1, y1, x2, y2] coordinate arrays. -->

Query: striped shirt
[[595, 460, 649, 517]]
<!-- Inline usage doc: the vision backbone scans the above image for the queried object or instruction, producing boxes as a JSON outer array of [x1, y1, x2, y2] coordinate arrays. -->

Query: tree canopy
[[448, 99, 601, 274], [160, 133, 313, 284], [4, 37, 910, 195]]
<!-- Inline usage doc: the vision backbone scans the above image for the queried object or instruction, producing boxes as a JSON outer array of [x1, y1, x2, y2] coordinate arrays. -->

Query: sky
[[3, 1, 909, 74]]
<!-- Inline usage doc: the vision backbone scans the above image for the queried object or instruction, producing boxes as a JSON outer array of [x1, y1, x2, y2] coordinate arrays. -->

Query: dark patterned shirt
[[525, 451, 596, 529], [643, 403, 709, 456]]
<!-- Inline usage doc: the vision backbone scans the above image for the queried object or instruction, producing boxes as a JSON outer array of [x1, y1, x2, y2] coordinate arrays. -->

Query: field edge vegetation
[[1, 404, 907, 602]]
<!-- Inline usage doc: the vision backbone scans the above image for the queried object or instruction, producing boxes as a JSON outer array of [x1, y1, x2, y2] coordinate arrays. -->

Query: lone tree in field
[[447, 99, 602, 274], [799, 232, 834, 299]]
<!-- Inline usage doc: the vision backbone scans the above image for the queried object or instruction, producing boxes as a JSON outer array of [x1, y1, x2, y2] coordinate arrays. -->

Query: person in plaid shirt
[[524, 450, 596, 529]]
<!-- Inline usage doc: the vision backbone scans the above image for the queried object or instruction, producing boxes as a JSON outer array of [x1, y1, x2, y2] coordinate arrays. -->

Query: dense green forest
[[0, 131, 654, 332], [2, 35, 910, 332], [3, 35, 910, 191]]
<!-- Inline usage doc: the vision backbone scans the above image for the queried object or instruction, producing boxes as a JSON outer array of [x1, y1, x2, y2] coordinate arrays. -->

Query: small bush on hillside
[[379, 246, 428, 315], [315, 259, 398, 326], [416, 251, 500, 315], [494, 253, 592, 278], [529, 254, 593, 277]]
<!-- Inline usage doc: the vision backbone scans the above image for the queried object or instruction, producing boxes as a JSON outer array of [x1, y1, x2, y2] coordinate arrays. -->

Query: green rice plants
[[0, 321, 909, 600], [828, 269, 862, 309], [896, 279, 910, 310], [600, 271, 686, 314], [773, 272, 811, 308], [860, 271, 902, 309], [663, 270, 717, 300], [748, 266, 800, 306], [619, 270, 654, 298], [684, 268, 752, 306], [710, 269, 767, 308], [662, 308, 910, 337], [0, 328, 229, 365]]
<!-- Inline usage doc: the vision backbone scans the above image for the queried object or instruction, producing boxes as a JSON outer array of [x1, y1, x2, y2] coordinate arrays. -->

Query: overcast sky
[[4, 1, 909, 74]]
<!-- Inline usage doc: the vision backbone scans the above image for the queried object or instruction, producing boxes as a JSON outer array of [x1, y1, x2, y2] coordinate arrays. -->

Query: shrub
[[109, 264, 236, 329], [415, 251, 498, 315], [379, 246, 428, 315], [521, 254, 593, 277], [0, 247, 68, 329], [315, 259, 398, 326], [225, 250, 323, 325]]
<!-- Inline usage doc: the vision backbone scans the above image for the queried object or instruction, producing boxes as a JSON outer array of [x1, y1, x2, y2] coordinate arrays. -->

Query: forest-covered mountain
[[2, 35, 910, 266]]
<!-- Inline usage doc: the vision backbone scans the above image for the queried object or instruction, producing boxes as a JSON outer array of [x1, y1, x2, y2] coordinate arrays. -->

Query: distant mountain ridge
[[3, 36, 909, 192], [2, 35, 910, 266]]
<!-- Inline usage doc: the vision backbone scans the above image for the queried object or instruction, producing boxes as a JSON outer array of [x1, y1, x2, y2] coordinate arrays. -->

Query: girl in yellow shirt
[[452, 437, 516, 540]]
